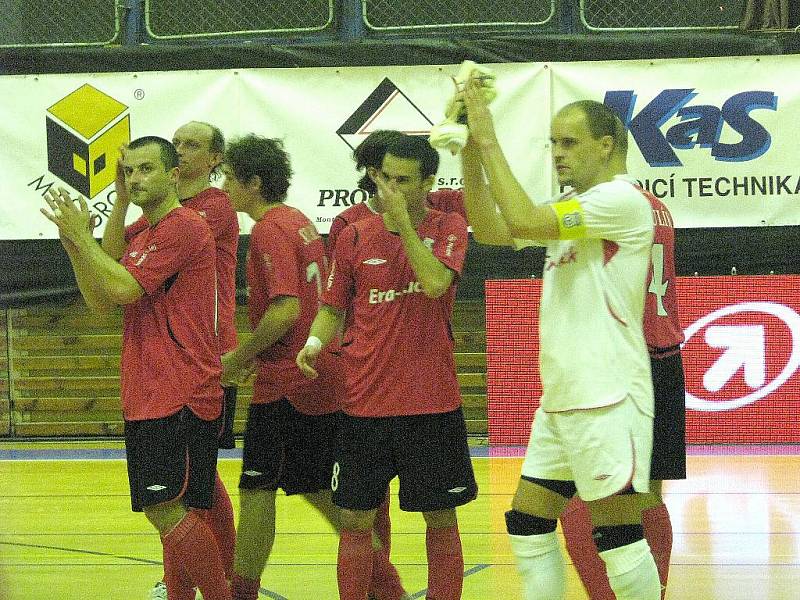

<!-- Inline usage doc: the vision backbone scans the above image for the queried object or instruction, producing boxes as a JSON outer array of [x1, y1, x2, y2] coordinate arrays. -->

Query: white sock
[[508, 531, 565, 600], [599, 539, 661, 600]]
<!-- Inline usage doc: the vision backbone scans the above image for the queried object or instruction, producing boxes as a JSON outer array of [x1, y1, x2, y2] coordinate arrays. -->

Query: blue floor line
[[408, 563, 491, 599], [0, 541, 289, 599]]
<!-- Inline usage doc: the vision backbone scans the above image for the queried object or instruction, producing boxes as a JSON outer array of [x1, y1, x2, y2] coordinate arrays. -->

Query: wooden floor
[[1, 444, 799, 600]]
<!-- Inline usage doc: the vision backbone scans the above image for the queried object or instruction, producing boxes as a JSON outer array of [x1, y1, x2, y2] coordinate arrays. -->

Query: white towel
[[429, 61, 497, 155]]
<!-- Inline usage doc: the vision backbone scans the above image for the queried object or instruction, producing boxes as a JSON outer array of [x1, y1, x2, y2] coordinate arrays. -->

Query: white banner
[[1, 55, 797, 240], [0, 63, 548, 240], [551, 55, 800, 228]]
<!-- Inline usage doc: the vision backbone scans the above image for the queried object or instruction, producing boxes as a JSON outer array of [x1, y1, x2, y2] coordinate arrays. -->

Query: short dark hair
[[224, 134, 292, 202], [353, 130, 405, 194], [128, 136, 179, 170], [382, 134, 440, 180], [561, 100, 628, 155]]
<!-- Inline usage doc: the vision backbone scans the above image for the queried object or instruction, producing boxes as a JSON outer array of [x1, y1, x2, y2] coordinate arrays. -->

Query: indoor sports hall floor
[[1, 441, 798, 599]]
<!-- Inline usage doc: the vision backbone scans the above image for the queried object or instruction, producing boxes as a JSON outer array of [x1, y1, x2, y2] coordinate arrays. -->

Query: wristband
[[305, 335, 322, 351]]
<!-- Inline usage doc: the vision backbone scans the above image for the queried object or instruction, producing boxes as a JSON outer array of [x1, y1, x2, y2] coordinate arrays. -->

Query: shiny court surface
[[1, 443, 799, 599]]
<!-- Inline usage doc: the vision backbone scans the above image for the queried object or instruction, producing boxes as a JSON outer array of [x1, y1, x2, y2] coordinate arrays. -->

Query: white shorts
[[520, 396, 653, 502]]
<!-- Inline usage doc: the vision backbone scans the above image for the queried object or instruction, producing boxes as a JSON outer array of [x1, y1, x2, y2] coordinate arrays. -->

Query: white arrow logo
[[703, 325, 766, 392], [683, 302, 800, 411]]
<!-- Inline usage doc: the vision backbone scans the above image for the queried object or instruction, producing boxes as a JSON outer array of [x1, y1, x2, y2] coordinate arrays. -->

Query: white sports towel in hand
[[429, 60, 497, 155]]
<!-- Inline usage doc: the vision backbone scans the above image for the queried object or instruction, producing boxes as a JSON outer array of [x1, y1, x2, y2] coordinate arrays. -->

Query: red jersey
[[327, 201, 376, 260], [247, 204, 336, 414], [127, 187, 239, 352], [121, 207, 222, 421], [323, 209, 467, 417], [428, 188, 466, 220], [326, 189, 465, 258], [642, 192, 684, 356]]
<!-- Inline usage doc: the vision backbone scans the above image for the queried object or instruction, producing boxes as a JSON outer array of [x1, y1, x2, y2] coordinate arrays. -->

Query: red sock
[[425, 525, 463, 600], [642, 502, 672, 599], [163, 543, 196, 600], [370, 546, 406, 600], [373, 490, 392, 553], [560, 497, 615, 600], [161, 511, 231, 600], [231, 573, 260, 600], [202, 472, 236, 579], [338, 529, 374, 600]]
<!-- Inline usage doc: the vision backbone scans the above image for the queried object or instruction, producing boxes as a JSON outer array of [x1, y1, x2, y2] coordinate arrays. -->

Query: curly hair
[[224, 134, 292, 202], [352, 130, 405, 194]]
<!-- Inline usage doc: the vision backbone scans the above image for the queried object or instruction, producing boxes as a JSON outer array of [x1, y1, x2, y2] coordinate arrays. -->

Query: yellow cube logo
[[46, 84, 130, 198]]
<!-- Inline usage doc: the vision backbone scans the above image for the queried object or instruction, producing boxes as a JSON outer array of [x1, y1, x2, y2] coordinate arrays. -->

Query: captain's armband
[[551, 198, 587, 240]]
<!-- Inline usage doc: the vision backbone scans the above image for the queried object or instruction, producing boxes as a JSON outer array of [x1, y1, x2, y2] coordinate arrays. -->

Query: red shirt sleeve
[[124, 215, 148, 243], [124, 212, 210, 296], [431, 211, 468, 276], [255, 221, 301, 301], [326, 213, 350, 260], [322, 223, 356, 311]]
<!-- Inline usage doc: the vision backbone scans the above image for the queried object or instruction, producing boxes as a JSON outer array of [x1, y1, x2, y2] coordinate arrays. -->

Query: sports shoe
[[148, 581, 167, 600]]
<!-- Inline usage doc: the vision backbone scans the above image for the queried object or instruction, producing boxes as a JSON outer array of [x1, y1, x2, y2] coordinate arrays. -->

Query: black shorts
[[218, 386, 237, 450], [124, 407, 219, 512], [239, 399, 340, 495], [650, 350, 687, 481], [332, 408, 478, 513]]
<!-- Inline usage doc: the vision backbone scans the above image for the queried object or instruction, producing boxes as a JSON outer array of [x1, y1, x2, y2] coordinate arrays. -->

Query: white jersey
[[518, 175, 655, 414]]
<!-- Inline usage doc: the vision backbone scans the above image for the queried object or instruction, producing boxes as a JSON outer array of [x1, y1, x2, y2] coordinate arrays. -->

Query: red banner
[[486, 276, 800, 445]]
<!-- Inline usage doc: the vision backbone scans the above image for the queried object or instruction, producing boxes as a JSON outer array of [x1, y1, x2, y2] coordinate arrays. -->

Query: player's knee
[[505, 509, 557, 536], [422, 508, 457, 529], [591, 523, 645, 553], [339, 507, 375, 531]]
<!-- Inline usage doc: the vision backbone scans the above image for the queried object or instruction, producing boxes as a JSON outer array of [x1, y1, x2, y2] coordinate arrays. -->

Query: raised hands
[[41, 187, 98, 252], [368, 166, 408, 222]]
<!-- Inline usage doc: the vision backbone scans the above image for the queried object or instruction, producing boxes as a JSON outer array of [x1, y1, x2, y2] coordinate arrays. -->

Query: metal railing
[[144, 0, 335, 39], [362, 0, 556, 31], [0, 0, 120, 48], [580, 0, 745, 31]]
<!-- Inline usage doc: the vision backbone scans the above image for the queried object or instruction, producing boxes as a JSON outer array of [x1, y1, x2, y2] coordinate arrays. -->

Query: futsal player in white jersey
[[459, 75, 662, 600]]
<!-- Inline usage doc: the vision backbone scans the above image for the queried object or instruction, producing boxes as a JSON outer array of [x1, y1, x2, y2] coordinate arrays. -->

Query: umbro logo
[[447, 486, 467, 493], [146, 484, 167, 491], [593, 474, 611, 481], [243, 470, 263, 477], [363, 258, 387, 265]]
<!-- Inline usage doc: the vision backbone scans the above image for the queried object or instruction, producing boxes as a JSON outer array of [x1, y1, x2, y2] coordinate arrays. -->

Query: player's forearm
[[64, 245, 116, 313], [237, 296, 299, 363], [73, 233, 143, 305], [395, 216, 454, 299], [101, 195, 131, 260], [308, 304, 345, 348], [477, 142, 548, 239], [461, 144, 513, 246]]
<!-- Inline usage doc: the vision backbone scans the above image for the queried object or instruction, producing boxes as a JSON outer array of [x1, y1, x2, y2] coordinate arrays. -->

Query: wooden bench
[[4, 301, 487, 438]]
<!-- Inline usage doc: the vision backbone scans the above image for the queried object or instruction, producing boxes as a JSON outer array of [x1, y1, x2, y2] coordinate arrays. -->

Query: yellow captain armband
[[551, 198, 587, 239]]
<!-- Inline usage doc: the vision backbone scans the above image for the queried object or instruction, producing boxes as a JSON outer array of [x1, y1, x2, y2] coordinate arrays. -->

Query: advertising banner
[[486, 276, 800, 445]]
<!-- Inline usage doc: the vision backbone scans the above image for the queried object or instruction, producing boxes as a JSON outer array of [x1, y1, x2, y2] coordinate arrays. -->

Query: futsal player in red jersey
[[327, 130, 466, 260], [217, 134, 402, 600], [42, 136, 232, 600], [560, 194, 686, 600], [298, 134, 478, 600], [102, 122, 238, 600]]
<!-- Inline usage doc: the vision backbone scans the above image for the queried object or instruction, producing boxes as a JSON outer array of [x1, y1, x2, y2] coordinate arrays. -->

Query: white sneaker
[[148, 581, 167, 600]]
